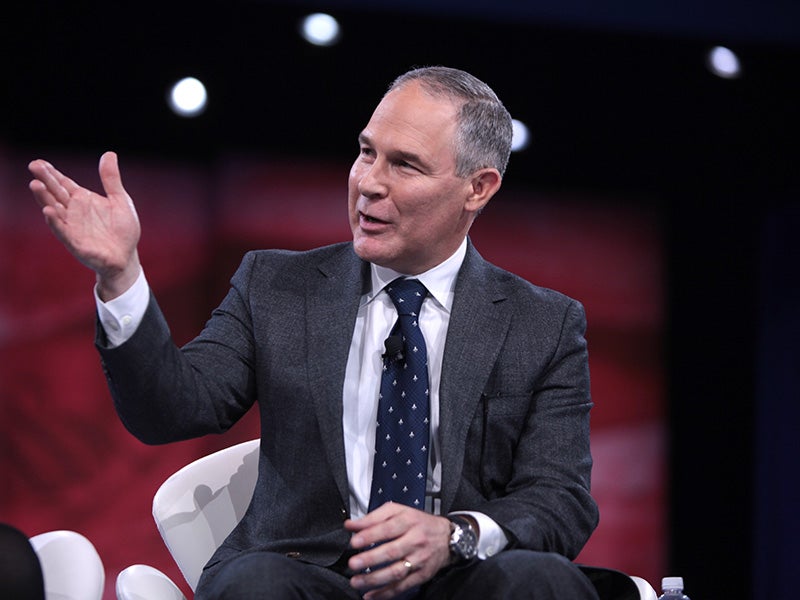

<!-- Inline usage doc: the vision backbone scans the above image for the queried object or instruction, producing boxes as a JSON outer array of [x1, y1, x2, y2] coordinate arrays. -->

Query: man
[[29, 67, 605, 599]]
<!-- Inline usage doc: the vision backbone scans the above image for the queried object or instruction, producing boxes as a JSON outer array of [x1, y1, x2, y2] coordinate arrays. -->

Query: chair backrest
[[151, 439, 260, 591], [29, 530, 105, 600]]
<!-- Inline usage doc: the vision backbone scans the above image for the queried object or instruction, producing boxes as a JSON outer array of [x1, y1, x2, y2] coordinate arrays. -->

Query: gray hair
[[388, 66, 513, 177]]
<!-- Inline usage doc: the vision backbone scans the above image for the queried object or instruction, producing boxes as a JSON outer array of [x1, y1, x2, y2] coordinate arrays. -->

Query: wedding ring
[[403, 560, 414, 571]]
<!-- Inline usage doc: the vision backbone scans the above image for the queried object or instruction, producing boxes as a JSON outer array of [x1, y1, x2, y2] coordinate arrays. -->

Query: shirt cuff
[[94, 268, 149, 348], [449, 510, 509, 559]]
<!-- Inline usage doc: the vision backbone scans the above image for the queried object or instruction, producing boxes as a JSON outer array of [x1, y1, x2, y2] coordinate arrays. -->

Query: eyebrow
[[358, 132, 429, 170]]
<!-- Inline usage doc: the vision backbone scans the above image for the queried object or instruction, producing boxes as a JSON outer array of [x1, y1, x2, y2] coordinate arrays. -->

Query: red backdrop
[[1, 147, 665, 598]]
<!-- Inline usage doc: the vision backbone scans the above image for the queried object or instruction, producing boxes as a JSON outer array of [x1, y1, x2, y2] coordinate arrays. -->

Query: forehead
[[362, 82, 460, 158]]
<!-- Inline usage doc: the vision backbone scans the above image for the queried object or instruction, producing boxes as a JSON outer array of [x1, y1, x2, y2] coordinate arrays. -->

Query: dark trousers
[[195, 549, 601, 599]]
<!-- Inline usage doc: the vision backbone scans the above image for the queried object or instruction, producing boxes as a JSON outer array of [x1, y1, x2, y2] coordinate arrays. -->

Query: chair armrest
[[116, 564, 187, 600], [630, 576, 658, 600]]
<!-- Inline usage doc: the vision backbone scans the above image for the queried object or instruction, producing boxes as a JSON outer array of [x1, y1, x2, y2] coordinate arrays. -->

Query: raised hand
[[29, 151, 142, 300]]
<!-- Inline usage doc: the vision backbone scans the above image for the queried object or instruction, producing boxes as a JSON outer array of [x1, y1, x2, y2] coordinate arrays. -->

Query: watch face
[[461, 528, 478, 559], [450, 519, 478, 560]]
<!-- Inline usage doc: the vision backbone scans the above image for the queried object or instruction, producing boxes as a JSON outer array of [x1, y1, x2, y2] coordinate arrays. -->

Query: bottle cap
[[662, 576, 684, 590]]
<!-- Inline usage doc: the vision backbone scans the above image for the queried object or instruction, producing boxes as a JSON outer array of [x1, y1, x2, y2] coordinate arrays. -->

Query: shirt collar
[[367, 237, 467, 313]]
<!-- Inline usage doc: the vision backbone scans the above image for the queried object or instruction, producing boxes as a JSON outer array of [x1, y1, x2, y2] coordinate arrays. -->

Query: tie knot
[[385, 278, 428, 316]]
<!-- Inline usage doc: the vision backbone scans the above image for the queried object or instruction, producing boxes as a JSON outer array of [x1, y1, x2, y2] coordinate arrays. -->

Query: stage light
[[300, 13, 341, 46], [511, 119, 531, 152], [706, 46, 742, 79], [168, 76, 208, 117]]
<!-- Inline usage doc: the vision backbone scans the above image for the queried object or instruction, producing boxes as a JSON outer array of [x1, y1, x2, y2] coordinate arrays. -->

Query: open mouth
[[361, 212, 388, 224]]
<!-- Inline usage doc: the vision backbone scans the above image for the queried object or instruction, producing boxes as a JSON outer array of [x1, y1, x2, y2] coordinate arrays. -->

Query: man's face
[[348, 81, 477, 275]]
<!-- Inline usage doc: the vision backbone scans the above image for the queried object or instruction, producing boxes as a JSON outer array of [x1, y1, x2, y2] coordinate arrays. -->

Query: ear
[[465, 168, 502, 213]]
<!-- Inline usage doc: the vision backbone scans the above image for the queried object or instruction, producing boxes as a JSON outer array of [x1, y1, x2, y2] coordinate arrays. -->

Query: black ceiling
[[4, 1, 799, 197], [284, 0, 800, 46]]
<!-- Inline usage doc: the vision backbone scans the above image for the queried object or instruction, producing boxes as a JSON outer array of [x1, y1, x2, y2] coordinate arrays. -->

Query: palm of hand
[[29, 151, 142, 296]]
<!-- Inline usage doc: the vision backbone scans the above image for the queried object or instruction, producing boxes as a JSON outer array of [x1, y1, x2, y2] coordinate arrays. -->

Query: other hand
[[346, 503, 451, 600]]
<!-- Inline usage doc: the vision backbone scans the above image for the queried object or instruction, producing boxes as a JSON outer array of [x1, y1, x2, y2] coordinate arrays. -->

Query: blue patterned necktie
[[368, 278, 430, 512]]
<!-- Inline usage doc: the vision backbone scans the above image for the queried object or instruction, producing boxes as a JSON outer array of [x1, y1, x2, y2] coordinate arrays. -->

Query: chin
[[353, 239, 380, 263], [353, 237, 393, 268]]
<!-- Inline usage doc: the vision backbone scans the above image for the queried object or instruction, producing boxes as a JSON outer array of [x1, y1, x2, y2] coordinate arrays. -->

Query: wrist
[[96, 256, 141, 302]]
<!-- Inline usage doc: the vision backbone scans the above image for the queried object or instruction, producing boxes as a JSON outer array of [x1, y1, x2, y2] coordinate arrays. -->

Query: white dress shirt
[[95, 238, 507, 558]]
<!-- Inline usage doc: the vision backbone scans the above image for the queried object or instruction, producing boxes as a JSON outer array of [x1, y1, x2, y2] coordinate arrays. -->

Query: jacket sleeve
[[96, 252, 260, 444]]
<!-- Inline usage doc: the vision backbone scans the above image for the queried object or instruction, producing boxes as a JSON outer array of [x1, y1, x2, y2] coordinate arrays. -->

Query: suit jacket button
[[286, 551, 301, 559]]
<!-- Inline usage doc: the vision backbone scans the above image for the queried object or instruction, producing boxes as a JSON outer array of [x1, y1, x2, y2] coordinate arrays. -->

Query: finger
[[350, 524, 432, 577], [42, 206, 70, 240], [353, 558, 419, 599], [98, 151, 129, 198], [349, 520, 404, 551], [344, 502, 416, 548], [346, 502, 401, 531], [29, 178, 59, 210], [28, 159, 83, 206], [349, 541, 401, 573], [44, 199, 69, 223], [29, 160, 69, 206]]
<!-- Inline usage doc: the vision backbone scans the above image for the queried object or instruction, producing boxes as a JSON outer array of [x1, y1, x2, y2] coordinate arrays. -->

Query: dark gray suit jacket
[[98, 240, 598, 573]]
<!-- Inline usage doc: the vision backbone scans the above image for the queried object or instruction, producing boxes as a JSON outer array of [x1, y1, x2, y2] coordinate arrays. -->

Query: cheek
[[348, 158, 365, 187], [347, 175, 360, 211], [409, 191, 453, 222]]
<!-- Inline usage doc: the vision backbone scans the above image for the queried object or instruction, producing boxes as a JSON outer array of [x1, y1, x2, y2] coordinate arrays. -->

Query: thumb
[[98, 151, 128, 198]]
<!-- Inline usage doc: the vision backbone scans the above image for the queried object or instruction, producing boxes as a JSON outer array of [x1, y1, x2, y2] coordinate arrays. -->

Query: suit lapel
[[300, 242, 511, 514], [438, 243, 512, 513], [305, 245, 370, 507]]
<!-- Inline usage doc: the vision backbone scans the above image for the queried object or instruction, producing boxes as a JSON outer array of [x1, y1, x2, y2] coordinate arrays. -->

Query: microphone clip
[[382, 334, 404, 363]]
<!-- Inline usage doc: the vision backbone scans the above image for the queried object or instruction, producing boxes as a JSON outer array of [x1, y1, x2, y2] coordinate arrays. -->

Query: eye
[[394, 158, 421, 172]]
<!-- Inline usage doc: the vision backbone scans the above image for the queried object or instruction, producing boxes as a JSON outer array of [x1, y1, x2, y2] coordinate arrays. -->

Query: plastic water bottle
[[658, 576, 691, 600]]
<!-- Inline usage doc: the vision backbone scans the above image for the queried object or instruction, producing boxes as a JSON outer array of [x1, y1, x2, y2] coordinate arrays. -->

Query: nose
[[356, 160, 388, 199]]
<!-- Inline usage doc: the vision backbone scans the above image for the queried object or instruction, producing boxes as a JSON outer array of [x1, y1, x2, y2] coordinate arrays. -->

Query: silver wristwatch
[[448, 516, 478, 562]]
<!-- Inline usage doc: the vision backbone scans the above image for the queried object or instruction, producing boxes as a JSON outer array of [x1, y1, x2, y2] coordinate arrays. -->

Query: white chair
[[29, 530, 105, 600], [116, 438, 259, 599], [115, 438, 658, 600]]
